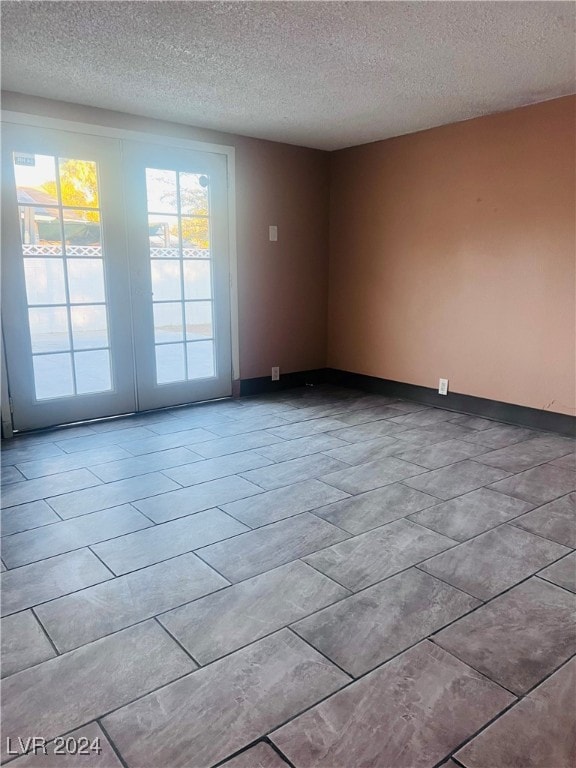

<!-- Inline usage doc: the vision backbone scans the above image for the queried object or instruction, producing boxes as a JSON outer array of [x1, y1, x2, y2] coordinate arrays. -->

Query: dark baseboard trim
[[239, 366, 575, 436], [326, 369, 576, 437], [239, 369, 328, 397]]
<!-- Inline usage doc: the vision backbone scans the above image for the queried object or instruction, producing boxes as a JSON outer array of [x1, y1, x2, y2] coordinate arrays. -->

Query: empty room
[[1, 1, 575, 767]]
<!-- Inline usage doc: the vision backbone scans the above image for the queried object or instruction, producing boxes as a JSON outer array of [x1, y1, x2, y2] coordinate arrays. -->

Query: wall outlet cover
[[271, 367, 280, 381], [438, 378, 449, 396]]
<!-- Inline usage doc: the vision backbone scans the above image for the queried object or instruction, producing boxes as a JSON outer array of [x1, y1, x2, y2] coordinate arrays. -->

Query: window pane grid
[[53, 164, 79, 397], [147, 211, 209, 220], [18, 203, 101, 213], [20, 301, 107, 309], [15, 152, 113, 400], [31, 345, 110, 356], [21, 246, 103, 258], [176, 174, 190, 382], [182, 250, 210, 259], [147, 167, 216, 385], [151, 298, 211, 304], [155, 339, 214, 346]]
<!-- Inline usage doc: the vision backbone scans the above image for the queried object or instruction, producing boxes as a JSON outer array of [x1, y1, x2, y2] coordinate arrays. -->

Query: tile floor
[[1, 386, 575, 768]]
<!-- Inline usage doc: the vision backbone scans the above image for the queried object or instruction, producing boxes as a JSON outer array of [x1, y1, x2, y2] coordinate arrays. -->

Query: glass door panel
[[1, 124, 136, 430], [124, 143, 231, 411], [15, 154, 112, 400], [146, 168, 216, 384]]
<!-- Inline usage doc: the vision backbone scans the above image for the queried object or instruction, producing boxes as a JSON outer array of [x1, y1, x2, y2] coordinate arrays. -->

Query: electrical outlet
[[271, 367, 280, 381], [438, 378, 449, 396], [269, 225, 278, 242]]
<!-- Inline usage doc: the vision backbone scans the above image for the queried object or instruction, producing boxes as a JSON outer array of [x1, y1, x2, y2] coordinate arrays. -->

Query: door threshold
[[5, 396, 234, 439]]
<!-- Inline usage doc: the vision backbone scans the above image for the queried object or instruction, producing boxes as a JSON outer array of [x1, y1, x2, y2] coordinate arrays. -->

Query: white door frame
[[0, 111, 239, 436]]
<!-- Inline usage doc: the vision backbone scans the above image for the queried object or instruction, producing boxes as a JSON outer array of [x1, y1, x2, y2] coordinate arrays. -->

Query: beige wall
[[235, 139, 329, 378], [328, 96, 576, 415], [2, 92, 330, 381]]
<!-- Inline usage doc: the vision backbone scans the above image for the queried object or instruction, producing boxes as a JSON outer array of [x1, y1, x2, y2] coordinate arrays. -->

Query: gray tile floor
[[1, 386, 575, 768]]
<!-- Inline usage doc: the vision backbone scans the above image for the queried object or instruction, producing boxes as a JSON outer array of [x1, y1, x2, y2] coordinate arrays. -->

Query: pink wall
[[2, 92, 330, 381], [328, 96, 576, 415]]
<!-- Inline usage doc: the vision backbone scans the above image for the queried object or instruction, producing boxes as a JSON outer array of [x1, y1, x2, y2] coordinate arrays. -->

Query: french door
[[1, 125, 136, 431], [124, 142, 231, 411], [1, 124, 232, 431]]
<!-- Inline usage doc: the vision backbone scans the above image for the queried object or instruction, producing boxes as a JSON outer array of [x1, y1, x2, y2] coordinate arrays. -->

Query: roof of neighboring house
[[17, 187, 84, 219], [17, 186, 58, 207]]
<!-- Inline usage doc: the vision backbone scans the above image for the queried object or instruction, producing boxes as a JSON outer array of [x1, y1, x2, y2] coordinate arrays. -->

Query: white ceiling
[[1, 1, 574, 150]]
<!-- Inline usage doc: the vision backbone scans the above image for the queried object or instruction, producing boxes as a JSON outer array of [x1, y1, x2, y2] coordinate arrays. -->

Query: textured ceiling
[[1, 1, 574, 150]]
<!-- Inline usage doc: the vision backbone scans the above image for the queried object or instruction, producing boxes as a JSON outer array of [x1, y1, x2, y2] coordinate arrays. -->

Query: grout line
[[86, 546, 117, 577], [535, 571, 576, 594], [2, 518, 226, 575], [472, 450, 576, 474], [8, 581, 235, 661], [96, 719, 130, 768], [157, 469, 185, 488], [420, 537, 575, 598], [148, 576, 352, 673], [214, 491, 355, 533], [420, 549, 576, 626], [298, 556, 353, 591], [438, 653, 576, 767], [192, 509, 346, 556], [13, 445, 156, 475], [120, 508, 161, 527], [152, 616, 201, 667], [427, 637, 519, 697], [429, 635, 575, 701], [60, 526, 248, 583], [30, 606, 61, 657], [503, 519, 576, 549], [62, 662, 201, 730], [126, 500, 158, 526], [306, 508, 356, 535], [412, 564, 484, 603], [284, 625, 353, 678], [401, 500, 540, 542], [263, 738, 297, 768], [507, 488, 575, 514], [88, 455, 214, 484], [165, 565, 321, 642], [209, 737, 291, 768], [0, 569, 114, 619], [425, 696, 521, 767], [1, 503, 155, 544], [193, 547, 238, 581], [503, 651, 576, 700]]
